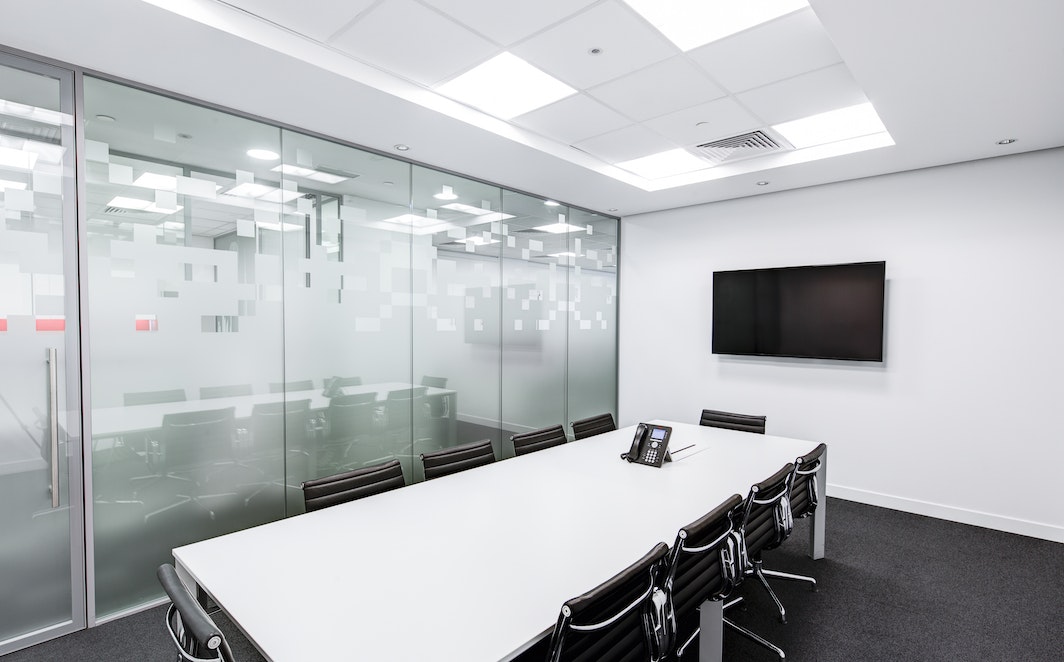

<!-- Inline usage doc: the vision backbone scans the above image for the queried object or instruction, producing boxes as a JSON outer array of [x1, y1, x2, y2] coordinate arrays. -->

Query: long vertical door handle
[[47, 347, 60, 508]]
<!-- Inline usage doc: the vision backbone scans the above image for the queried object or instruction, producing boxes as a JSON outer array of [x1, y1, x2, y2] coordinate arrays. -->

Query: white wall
[[619, 148, 1064, 542]]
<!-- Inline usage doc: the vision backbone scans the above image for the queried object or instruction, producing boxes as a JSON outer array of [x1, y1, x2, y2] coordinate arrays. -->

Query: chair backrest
[[383, 387, 429, 430], [699, 409, 766, 434], [570, 413, 617, 441], [328, 375, 363, 387], [124, 389, 187, 406], [269, 379, 314, 393], [157, 563, 235, 662], [250, 398, 310, 451], [663, 493, 744, 638], [546, 542, 670, 662], [302, 459, 405, 512], [789, 443, 827, 519], [420, 375, 448, 388], [199, 384, 253, 400], [421, 439, 494, 480], [511, 424, 567, 457], [326, 393, 377, 441], [739, 463, 795, 560], [159, 408, 236, 471]]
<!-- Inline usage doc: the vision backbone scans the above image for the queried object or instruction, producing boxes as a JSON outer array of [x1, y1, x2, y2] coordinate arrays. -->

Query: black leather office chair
[[327, 375, 363, 387], [419, 376, 451, 441], [324, 393, 380, 470], [245, 399, 313, 500], [420, 375, 448, 388], [698, 409, 766, 434], [662, 494, 783, 660], [199, 384, 253, 400], [571, 413, 617, 441], [156, 408, 237, 474], [382, 386, 430, 441], [420, 439, 494, 481], [268, 379, 314, 393], [546, 542, 670, 662], [301, 458, 405, 512], [157, 563, 235, 662], [511, 424, 567, 457], [759, 443, 828, 595], [738, 463, 795, 624], [322, 376, 362, 397], [124, 389, 187, 406]]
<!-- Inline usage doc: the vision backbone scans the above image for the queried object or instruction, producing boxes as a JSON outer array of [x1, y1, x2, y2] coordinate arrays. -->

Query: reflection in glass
[[566, 208, 618, 427], [0, 57, 79, 648], [79, 76, 619, 618], [84, 78, 287, 615], [413, 166, 501, 470]]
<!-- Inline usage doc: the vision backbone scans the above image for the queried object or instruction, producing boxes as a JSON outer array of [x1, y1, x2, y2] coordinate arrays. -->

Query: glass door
[[0, 53, 85, 654]]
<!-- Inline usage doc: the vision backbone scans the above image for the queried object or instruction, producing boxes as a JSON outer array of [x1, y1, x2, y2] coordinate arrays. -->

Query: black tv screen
[[712, 261, 885, 361]]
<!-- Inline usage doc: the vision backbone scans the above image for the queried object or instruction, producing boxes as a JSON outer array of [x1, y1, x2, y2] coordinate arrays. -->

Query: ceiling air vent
[[694, 130, 787, 165]]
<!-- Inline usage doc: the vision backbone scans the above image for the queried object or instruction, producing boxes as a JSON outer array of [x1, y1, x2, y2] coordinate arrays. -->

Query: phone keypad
[[644, 441, 660, 464]]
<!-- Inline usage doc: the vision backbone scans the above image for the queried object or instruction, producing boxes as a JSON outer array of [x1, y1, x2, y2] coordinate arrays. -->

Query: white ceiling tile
[[587, 56, 726, 122], [330, 0, 500, 86], [419, 0, 598, 46], [689, 8, 842, 94], [643, 97, 762, 147], [573, 124, 677, 163], [736, 63, 867, 125], [513, 94, 632, 144], [511, 1, 677, 90], [225, 0, 377, 42]]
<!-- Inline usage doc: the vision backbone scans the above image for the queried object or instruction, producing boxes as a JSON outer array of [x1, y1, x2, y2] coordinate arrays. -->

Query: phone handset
[[622, 424, 649, 462], [621, 423, 672, 467]]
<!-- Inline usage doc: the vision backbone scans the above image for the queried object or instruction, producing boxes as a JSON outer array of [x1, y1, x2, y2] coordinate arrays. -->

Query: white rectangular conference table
[[173, 421, 825, 662]]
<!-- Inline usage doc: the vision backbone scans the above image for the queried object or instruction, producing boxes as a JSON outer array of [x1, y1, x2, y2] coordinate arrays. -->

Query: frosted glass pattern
[[80, 77, 620, 618], [566, 208, 618, 425], [0, 59, 79, 648], [84, 79, 287, 615]]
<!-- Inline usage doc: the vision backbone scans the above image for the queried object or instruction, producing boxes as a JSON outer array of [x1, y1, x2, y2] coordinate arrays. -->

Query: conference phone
[[621, 423, 673, 467]]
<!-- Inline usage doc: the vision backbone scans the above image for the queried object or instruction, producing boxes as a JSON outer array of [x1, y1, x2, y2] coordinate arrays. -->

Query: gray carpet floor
[[3, 498, 1062, 661]]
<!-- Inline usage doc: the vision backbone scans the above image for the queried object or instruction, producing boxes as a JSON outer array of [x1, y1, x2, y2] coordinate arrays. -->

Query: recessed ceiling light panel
[[622, 0, 809, 51], [615, 148, 710, 179], [533, 222, 585, 234], [772, 102, 888, 149], [434, 185, 458, 200], [436, 52, 576, 120]]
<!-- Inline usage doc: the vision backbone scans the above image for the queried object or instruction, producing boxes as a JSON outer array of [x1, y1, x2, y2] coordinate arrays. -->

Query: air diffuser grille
[[695, 130, 786, 165]]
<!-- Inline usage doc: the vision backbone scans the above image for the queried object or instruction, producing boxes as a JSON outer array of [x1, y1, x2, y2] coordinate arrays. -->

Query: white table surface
[[173, 421, 822, 662], [91, 383, 455, 438]]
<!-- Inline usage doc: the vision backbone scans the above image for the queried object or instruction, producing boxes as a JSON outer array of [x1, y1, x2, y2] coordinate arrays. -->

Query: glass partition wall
[[80, 76, 618, 617]]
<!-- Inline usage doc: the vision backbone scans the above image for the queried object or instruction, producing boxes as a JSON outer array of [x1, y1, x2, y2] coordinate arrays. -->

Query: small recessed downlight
[[394, 144, 410, 151], [756, 181, 770, 186], [997, 138, 1016, 145], [95, 114, 116, 123]]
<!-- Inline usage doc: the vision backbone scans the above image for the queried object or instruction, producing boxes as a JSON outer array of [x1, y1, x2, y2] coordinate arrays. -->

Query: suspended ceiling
[[1, 0, 1062, 217]]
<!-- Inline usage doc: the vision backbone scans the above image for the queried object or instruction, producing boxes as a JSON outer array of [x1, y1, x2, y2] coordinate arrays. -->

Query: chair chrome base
[[676, 597, 785, 660], [724, 618, 785, 659], [762, 568, 818, 591], [748, 559, 818, 624], [751, 560, 788, 624]]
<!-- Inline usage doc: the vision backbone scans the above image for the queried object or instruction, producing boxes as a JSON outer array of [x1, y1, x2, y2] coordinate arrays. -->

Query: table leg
[[447, 393, 457, 444], [697, 599, 724, 662], [809, 448, 826, 560]]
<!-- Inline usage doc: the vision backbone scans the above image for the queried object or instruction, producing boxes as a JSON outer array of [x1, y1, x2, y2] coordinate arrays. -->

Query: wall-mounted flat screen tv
[[712, 261, 886, 361]]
